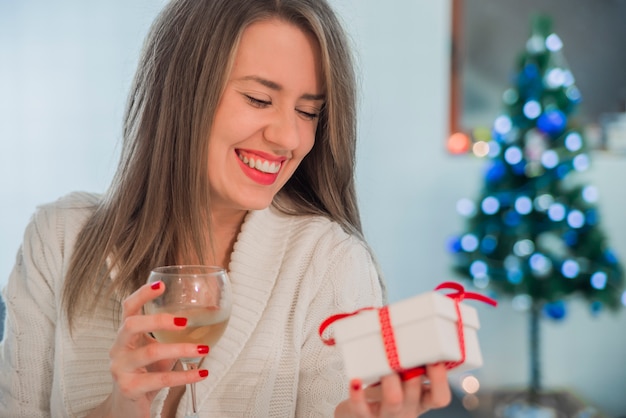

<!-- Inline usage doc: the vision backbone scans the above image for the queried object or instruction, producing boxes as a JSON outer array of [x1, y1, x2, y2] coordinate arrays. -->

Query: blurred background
[[1, 0, 625, 416]]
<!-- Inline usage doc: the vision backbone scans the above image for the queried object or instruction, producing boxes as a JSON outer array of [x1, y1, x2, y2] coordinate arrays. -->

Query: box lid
[[333, 291, 480, 343]]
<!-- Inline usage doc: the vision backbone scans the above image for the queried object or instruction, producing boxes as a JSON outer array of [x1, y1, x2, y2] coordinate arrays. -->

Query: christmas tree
[[449, 14, 625, 405]]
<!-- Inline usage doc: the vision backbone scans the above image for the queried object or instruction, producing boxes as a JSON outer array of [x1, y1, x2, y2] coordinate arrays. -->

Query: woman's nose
[[263, 109, 300, 150]]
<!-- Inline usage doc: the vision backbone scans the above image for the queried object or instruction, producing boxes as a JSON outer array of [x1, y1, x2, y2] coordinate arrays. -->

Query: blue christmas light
[[507, 270, 523, 285], [529, 253, 552, 276], [456, 198, 477, 217], [504, 146, 523, 165], [561, 259, 580, 278], [461, 234, 479, 252], [556, 164, 570, 179], [514, 196, 533, 215], [565, 132, 583, 152], [585, 209, 598, 226], [481, 196, 500, 215], [547, 203, 566, 222], [621, 291, 626, 306], [523, 101, 542, 119], [544, 300, 567, 320], [567, 210, 585, 229], [504, 210, 522, 227], [480, 235, 498, 254], [446, 236, 462, 253], [488, 141, 502, 158], [541, 150, 559, 169], [537, 109, 567, 136], [494, 115, 512, 135], [604, 249, 619, 264], [522, 63, 540, 80], [486, 161, 506, 183], [582, 185, 599, 203], [563, 230, 578, 246], [470, 260, 488, 278], [545, 33, 563, 51], [590, 272, 608, 290], [573, 154, 590, 172]]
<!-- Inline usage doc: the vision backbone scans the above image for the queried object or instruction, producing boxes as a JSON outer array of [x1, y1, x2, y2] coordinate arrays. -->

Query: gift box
[[319, 282, 497, 386]]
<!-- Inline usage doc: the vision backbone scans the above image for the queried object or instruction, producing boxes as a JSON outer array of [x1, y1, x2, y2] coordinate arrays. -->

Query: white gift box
[[329, 290, 486, 386]]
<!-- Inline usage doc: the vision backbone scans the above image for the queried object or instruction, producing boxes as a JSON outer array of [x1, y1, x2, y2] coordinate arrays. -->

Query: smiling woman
[[0, 0, 453, 417]]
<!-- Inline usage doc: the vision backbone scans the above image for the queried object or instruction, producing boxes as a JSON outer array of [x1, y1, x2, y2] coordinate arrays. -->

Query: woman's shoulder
[[27, 191, 101, 246], [33, 191, 100, 220]]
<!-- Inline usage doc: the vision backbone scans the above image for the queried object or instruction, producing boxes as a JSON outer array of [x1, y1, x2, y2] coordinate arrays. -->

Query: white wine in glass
[[144, 265, 232, 417]]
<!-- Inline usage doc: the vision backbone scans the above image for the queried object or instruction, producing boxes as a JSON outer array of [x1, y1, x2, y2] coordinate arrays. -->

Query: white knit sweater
[[0, 192, 384, 417]]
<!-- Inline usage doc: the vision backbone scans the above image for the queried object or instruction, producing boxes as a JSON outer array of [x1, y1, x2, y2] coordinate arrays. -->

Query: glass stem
[[182, 360, 200, 416]]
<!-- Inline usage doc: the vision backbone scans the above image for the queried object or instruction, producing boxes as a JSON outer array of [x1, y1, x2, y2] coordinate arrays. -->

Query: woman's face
[[206, 18, 325, 214]]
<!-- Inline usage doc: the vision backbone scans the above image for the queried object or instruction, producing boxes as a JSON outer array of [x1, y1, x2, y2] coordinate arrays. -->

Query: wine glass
[[144, 265, 232, 418]]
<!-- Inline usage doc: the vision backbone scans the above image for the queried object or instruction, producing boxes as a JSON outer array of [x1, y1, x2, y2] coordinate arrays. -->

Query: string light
[[456, 198, 477, 217], [514, 196, 533, 215], [565, 132, 583, 151], [461, 375, 480, 394], [461, 234, 479, 252], [523, 101, 542, 119], [567, 210, 585, 228], [494, 115, 512, 135], [561, 259, 580, 278], [541, 150, 559, 169], [534, 194, 554, 211], [582, 186, 599, 203], [447, 132, 471, 154], [591, 272, 608, 290], [504, 146, 523, 165], [481, 196, 500, 215], [573, 154, 590, 171], [473, 141, 490, 157], [547, 203, 566, 221], [545, 33, 563, 51]]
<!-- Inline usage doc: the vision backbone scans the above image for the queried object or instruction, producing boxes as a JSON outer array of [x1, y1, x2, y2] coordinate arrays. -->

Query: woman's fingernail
[[173, 317, 187, 326], [150, 281, 161, 290], [199, 369, 209, 378], [350, 379, 362, 391], [197, 345, 209, 354]]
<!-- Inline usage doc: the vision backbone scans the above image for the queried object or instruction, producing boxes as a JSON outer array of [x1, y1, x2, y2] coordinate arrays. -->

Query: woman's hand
[[334, 363, 451, 418], [87, 281, 210, 418]]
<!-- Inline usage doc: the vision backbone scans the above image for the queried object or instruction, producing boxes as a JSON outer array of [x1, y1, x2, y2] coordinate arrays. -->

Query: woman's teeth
[[238, 153, 281, 174]]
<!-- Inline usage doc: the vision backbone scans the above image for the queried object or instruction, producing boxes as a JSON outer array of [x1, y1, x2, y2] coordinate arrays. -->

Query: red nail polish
[[350, 379, 362, 391], [197, 345, 209, 354], [150, 281, 161, 290], [173, 317, 187, 326], [198, 369, 209, 378]]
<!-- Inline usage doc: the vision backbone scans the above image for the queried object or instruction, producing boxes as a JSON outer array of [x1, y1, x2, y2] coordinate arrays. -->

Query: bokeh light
[[591, 272, 608, 289]]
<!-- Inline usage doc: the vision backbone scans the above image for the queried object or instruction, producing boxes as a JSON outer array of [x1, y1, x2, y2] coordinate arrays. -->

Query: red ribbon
[[318, 281, 497, 381]]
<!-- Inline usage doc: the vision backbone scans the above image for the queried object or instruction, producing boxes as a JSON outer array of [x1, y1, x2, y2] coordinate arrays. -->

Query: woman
[[0, 0, 451, 416]]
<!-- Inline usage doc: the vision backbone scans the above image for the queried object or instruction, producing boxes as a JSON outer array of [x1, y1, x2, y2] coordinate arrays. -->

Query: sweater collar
[[194, 205, 291, 406]]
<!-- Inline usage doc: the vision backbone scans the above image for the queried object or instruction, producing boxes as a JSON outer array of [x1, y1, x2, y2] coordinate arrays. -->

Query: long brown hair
[[63, 0, 377, 328]]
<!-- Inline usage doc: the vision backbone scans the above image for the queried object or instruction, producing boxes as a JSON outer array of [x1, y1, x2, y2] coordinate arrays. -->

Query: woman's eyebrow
[[240, 75, 325, 101]]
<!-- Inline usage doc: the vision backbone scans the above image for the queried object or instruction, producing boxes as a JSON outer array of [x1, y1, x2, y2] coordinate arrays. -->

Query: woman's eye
[[297, 109, 320, 121], [245, 95, 271, 108]]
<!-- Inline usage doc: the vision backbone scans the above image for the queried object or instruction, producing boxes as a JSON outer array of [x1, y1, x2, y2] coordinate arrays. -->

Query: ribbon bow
[[318, 281, 497, 381]]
